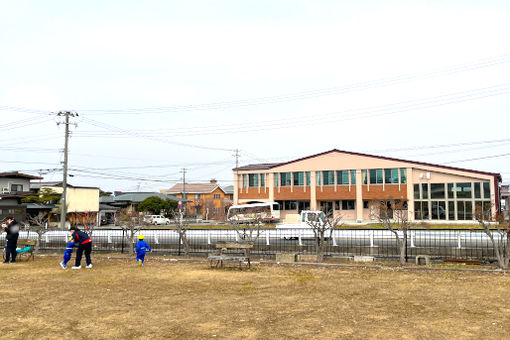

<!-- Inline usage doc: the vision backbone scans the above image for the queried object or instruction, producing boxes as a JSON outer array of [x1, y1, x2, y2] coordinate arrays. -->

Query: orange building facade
[[161, 181, 232, 220], [233, 150, 501, 224]]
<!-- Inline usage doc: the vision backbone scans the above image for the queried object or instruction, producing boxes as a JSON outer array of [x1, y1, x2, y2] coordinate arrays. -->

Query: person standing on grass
[[135, 234, 152, 266], [70, 226, 93, 269], [2, 216, 19, 264]]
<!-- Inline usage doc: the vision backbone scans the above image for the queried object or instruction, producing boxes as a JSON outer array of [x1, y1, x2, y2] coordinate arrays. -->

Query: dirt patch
[[1, 255, 509, 339]]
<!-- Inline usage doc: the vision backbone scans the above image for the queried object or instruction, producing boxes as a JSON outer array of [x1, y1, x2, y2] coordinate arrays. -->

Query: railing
[[0, 228, 503, 263]]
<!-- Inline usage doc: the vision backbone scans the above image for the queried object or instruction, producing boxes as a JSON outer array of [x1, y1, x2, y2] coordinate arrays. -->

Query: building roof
[[162, 183, 225, 195], [30, 181, 100, 190], [0, 171, 43, 180], [234, 149, 502, 180], [221, 185, 234, 195], [100, 192, 183, 204]]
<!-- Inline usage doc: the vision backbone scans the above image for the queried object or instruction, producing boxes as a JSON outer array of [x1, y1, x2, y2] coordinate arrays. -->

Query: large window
[[384, 168, 399, 184], [447, 183, 454, 199], [474, 182, 481, 199], [280, 172, 291, 187], [369, 169, 383, 184], [337, 170, 349, 185], [350, 170, 356, 185], [322, 171, 334, 186], [248, 174, 258, 188], [422, 183, 428, 199], [274, 173, 279, 187], [414, 184, 420, 199], [293, 172, 304, 186], [306, 172, 311, 186], [260, 174, 265, 187], [243, 174, 248, 188], [400, 168, 407, 184], [456, 183, 472, 199], [362, 170, 368, 184], [430, 183, 445, 199], [483, 182, 490, 199], [341, 200, 355, 210]]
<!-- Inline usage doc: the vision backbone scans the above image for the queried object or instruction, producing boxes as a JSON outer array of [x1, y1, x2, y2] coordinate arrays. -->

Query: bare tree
[[174, 209, 191, 256], [475, 205, 510, 270], [371, 200, 410, 265], [305, 211, 343, 262], [115, 209, 148, 255], [25, 213, 54, 254]]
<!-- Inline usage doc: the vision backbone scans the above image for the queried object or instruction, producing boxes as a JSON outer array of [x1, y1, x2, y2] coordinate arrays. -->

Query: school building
[[233, 149, 501, 223]]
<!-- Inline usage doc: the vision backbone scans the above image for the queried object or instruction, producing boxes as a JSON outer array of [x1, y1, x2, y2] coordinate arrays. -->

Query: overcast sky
[[1, 1, 509, 193]]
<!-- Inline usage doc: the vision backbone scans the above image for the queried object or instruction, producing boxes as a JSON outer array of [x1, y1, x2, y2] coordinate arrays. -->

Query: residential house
[[99, 192, 181, 217], [161, 180, 233, 220], [0, 172, 43, 221]]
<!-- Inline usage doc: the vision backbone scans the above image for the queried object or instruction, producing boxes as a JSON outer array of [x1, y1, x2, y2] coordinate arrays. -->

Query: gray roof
[[100, 192, 184, 204], [221, 185, 234, 194]]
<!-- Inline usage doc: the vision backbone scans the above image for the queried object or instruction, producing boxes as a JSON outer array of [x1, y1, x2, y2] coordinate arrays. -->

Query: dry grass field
[[1, 255, 510, 339]]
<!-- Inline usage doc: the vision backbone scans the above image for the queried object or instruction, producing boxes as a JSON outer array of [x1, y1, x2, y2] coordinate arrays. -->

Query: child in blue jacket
[[135, 234, 152, 266], [60, 237, 76, 269]]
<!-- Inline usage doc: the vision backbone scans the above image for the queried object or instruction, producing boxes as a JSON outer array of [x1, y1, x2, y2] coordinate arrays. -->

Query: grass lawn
[[1, 255, 510, 339]]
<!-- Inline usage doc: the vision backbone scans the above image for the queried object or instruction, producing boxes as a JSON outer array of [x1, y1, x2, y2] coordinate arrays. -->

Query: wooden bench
[[208, 242, 253, 269], [3, 239, 36, 261]]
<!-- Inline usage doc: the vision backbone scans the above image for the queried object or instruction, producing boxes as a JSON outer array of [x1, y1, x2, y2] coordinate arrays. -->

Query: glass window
[[448, 201, 455, 220], [322, 171, 334, 186], [260, 174, 265, 187], [284, 200, 297, 210], [350, 170, 356, 185], [457, 201, 465, 220], [483, 182, 490, 199], [456, 183, 472, 199], [370, 169, 383, 184], [293, 172, 304, 186], [384, 169, 399, 184], [363, 200, 369, 209], [422, 183, 428, 199], [248, 174, 258, 187], [465, 201, 473, 220], [336, 170, 349, 185], [274, 173, 279, 187], [341, 200, 355, 210], [243, 174, 247, 188], [298, 201, 310, 212], [280, 172, 291, 187], [474, 182, 481, 199], [306, 172, 311, 186], [414, 184, 420, 199], [400, 168, 407, 184], [316, 171, 322, 186], [362, 170, 368, 184], [194, 194, 201, 199], [430, 183, 445, 199], [447, 183, 454, 199]]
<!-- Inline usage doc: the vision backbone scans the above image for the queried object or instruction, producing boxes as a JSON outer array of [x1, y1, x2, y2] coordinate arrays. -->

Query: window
[[316, 171, 322, 186], [350, 170, 356, 185], [274, 173, 279, 187], [414, 184, 420, 199], [280, 172, 291, 186], [242, 175, 247, 188], [362, 170, 368, 184], [284, 200, 297, 210], [448, 201, 455, 220], [248, 174, 258, 188], [447, 183, 454, 199], [293, 172, 304, 186], [341, 200, 355, 210], [483, 182, 490, 199], [422, 184, 429, 199], [260, 174, 265, 187], [336, 170, 349, 185], [456, 183, 472, 199], [369, 169, 383, 184], [474, 182, 481, 199], [400, 168, 407, 184], [322, 171, 334, 185], [363, 200, 369, 209], [384, 169, 399, 184], [430, 183, 445, 199], [194, 194, 201, 199], [10, 184, 23, 192], [213, 194, 220, 200], [298, 201, 310, 212], [306, 172, 311, 186]]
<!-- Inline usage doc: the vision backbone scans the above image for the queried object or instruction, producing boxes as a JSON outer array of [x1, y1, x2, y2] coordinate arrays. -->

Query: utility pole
[[180, 168, 187, 200], [57, 111, 78, 229], [233, 149, 240, 205], [234, 149, 240, 169]]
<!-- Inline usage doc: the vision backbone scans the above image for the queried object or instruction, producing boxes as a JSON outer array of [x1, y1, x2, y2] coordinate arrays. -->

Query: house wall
[[172, 187, 232, 220], [46, 186, 100, 213], [0, 178, 31, 193]]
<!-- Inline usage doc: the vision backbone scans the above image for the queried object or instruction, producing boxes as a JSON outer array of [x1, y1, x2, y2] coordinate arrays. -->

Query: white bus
[[227, 202, 280, 223]]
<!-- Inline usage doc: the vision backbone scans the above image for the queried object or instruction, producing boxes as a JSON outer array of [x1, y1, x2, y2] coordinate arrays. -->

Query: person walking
[[70, 226, 93, 269], [135, 234, 152, 266], [2, 216, 20, 264]]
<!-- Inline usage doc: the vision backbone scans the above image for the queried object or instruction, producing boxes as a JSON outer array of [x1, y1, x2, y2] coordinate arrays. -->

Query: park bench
[[3, 239, 36, 261], [208, 242, 253, 269]]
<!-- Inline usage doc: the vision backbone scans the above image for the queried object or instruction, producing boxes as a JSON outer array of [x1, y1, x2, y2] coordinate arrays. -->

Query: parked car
[[145, 215, 171, 225]]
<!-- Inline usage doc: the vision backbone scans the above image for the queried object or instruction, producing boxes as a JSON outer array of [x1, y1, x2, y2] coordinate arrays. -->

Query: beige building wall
[[47, 186, 100, 213]]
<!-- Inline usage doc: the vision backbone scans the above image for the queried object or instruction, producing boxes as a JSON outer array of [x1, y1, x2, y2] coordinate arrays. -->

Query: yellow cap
[[138, 235, 144, 240]]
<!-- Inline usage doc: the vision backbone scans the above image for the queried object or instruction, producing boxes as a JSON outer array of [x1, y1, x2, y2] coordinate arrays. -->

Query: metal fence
[[0, 228, 503, 262]]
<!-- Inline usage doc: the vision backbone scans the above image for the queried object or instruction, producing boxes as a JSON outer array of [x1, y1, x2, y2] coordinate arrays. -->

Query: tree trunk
[[399, 232, 407, 265]]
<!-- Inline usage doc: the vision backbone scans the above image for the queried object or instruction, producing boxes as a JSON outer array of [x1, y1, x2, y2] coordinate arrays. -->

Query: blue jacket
[[64, 241, 76, 256], [136, 240, 151, 255]]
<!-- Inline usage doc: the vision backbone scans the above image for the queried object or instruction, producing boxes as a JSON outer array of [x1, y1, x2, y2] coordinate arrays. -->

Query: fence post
[[370, 230, 374, 247], [332, 230, 337, 246], [410, 231, 415, 248], [154, 232, 159, 245], [298, 229, 303, 246], [266, 230, 270, 246], [457, 232, 462, 249], [207, 231, 211, 245]]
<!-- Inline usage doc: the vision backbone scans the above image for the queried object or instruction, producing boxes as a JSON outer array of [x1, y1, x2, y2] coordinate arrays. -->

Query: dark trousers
[[5, 238, 18, 263], [75, 242, 92, 266]]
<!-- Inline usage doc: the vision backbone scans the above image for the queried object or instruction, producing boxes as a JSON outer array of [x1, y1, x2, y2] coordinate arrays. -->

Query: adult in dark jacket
[[70, 226, 93, 269], [2, 216, 19, 263]]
